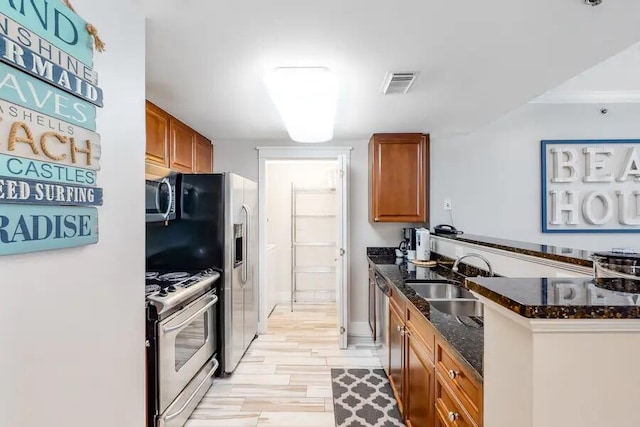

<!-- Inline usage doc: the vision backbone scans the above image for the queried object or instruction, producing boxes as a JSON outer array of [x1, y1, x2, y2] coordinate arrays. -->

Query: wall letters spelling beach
[[542, 140, 640, 233]]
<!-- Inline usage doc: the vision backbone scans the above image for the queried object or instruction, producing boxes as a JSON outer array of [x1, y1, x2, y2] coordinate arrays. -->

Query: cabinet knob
[[397, 325, 402, 332], [448, 411, 459, 422], [448, 369, 460, 380]]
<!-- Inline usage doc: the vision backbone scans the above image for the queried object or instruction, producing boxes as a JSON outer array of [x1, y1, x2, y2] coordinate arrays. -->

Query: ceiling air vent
[[380, 71, 419, 95]]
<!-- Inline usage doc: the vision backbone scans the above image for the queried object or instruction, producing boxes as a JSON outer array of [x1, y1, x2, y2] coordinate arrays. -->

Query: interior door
[[242, 177, 259, 350], [335, 155, 349, 349]]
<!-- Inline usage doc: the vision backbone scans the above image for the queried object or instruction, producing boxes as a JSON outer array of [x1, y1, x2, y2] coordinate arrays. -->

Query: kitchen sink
[[404, 278, 459, 285], [409, 282, 475, 299], [428, 299, 484, 318]]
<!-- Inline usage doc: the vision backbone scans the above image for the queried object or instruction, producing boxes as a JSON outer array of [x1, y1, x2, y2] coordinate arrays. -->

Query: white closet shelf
[[294, 267, 336, 273], [293, 242, 336, 247], [294, 214, 336, 218]]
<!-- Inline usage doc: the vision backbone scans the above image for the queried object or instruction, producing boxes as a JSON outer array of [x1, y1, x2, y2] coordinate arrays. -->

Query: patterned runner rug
[[331, 368, 405, 427]]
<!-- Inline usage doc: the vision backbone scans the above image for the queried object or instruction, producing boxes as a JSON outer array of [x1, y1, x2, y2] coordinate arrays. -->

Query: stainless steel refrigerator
[[223, 173, 258, 373], [146, 172, 258, 375]]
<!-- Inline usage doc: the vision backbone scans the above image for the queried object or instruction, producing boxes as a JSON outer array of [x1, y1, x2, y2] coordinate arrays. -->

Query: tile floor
[[186, 303, 381, 427]]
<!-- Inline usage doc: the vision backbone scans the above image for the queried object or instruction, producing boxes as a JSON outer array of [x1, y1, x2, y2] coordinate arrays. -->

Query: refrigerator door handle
[[241, 204, 251, 284]]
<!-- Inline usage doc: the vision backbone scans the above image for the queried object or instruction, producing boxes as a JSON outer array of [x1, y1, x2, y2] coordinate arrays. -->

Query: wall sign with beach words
[[3, 0, 96, 66], [0, 32, 103, 106], [0, 175, 102, 206], [0, 0, 104, 256], [0, 99, 101, 169], [541, 139, 640, 233], [0, 204, 98, 255]]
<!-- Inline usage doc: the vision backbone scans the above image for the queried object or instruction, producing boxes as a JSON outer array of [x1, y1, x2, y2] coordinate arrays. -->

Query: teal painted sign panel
[[0, 61, 96, 130], [0, 154, 97, 186], [0, 34, 103, 106], [0, 175, 102, 205], [2, 0, 93, 66], [0, 204, 98, 255], [0, 12, 98, 85]]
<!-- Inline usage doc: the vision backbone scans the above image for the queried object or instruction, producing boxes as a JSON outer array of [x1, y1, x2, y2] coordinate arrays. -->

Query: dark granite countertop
[[466, 276, 640, 319], [434, 233, 593, 267], [368, 253, 484, 382]]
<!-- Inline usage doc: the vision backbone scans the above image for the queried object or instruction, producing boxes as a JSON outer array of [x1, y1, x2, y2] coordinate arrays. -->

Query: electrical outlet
[[455, 246, 464, 257], [444, 198, 452, 211]]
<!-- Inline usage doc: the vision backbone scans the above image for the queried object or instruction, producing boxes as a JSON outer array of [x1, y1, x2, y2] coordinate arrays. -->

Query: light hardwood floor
[[186, 303, 381, 427]]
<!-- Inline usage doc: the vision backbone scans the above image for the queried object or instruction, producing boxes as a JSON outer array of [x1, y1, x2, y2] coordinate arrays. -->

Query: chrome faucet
[[452, 253, 494, 277]]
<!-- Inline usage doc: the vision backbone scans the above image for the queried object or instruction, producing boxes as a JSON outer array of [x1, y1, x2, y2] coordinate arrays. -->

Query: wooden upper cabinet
[[146, 100, 215, 173], [369, 133, 429, 223], [145, 101, 170, 167], [169, 118, 196, 172], [194, 133, 214, 173]]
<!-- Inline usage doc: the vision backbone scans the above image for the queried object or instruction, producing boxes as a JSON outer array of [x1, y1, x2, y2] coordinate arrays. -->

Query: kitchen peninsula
[[368, 234, 640, 427]]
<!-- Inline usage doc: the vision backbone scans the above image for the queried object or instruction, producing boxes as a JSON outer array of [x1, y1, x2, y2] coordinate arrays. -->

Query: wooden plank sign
[[0, 204, 98, 255], [0, 175, 102, 205], [2, 0, 94, 66], [0, 13, 98, 85], [0, 153, 96, 186], [0, 99, 101, 170], [0, 34, 103, 106], [0, 61, 96, 130]]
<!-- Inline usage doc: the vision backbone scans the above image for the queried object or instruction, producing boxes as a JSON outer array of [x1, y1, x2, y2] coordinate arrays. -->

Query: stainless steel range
[[146, 268, 221, 427]]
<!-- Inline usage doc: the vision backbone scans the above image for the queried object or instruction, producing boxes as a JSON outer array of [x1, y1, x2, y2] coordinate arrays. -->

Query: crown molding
[[530, 90, 640, 104]]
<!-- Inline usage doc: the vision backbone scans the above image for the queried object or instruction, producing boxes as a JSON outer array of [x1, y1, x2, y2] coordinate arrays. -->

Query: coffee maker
[[400, 228, 417, 256]]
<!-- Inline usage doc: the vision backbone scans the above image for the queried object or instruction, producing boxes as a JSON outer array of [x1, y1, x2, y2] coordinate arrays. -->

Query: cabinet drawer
[[436, 339, 482, 424], [389, 284, 405, 318], [435, 374, 477, 427], [406, 304, 434, 360]]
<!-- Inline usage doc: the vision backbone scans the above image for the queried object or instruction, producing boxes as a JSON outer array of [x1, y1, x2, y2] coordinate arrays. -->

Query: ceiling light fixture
[[265, 67, 338, 143]]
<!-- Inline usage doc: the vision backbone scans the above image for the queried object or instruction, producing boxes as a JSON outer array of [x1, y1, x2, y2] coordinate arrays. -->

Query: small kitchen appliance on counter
[[415, 227, 431, 261]]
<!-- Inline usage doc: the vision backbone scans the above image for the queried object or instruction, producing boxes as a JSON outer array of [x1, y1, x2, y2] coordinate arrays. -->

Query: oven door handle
[[162, 295, 218, 333], [164, 358, 219, 422]]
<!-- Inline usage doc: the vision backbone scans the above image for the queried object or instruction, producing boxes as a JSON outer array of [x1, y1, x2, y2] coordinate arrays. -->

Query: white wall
[[0, 2, 146, 427], [431, 103, 640, 252], [215, 139, 411, 333]]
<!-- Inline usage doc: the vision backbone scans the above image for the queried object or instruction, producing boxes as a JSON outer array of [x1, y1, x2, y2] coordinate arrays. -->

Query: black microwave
[[145, 163, 177, 223]]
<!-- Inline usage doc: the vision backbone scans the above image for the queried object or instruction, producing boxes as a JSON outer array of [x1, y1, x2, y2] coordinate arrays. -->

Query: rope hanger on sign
[[61, 0, 107, 52]]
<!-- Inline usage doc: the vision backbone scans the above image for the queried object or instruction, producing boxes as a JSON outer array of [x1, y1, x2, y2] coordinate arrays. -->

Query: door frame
[[257, 146, 352, 349]]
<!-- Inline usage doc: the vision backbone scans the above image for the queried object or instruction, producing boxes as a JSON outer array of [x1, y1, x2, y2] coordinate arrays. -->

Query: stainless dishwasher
[[374, 273, 390, 375]]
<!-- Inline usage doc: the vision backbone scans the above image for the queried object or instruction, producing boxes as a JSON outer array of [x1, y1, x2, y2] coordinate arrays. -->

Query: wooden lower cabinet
[[435, 374, 477, 427], [389, 304, 405, 415], [381, 279, 483, 427], [405, 328, 435, 427], [435, 405, 450, 427]]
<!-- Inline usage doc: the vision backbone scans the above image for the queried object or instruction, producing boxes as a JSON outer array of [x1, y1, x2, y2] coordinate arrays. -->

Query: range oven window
[[174, 312, 208, 371]]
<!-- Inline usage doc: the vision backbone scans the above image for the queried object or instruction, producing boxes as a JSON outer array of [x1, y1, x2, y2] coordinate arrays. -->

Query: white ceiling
[[143, 0, 640, 141], [539, 41, 640, 94]]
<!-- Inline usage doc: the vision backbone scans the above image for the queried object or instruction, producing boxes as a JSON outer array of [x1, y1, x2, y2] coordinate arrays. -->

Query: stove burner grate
[[146, 284, 161, 295], [158, 272, 190, 282]]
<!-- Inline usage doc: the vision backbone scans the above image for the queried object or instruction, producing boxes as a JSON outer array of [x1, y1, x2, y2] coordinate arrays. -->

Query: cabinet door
[[370, 133, 429, 223], [194, 133, 214, 173], [406, 329, 435, 427], [145, 101, 170, 167], [389, 304, 405, 415], [169, 119, 196, 172], [435, 405, 451, 427]]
